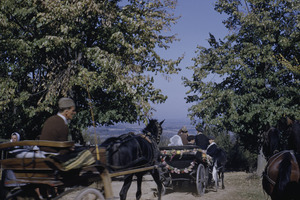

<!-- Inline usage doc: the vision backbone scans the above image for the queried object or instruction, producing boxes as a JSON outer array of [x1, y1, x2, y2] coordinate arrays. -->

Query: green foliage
[[184, 0, 300, 152], [0, 0, 182, 139]]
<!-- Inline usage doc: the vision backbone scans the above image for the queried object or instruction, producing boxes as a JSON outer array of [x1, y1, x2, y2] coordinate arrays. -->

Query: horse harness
[[138, 133, 153, 144], [264, 150, 300, 186]]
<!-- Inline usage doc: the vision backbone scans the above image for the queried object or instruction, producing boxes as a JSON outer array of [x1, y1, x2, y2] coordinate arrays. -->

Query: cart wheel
[[74, 188, 105, 200], [205, 166, 209, 187], [196, 164, 206, 196]]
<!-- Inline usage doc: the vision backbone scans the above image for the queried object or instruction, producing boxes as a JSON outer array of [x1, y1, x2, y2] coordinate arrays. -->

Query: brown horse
[[262, 150, 300, 200]]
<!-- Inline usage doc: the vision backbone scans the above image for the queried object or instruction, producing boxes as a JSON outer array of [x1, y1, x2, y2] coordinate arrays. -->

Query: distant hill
[[87, 118, 198, 142]]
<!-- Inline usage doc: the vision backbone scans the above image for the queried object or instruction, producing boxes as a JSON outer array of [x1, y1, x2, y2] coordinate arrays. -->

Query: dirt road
[[62, 171, 267, 200], [110, 171, 266, 200]]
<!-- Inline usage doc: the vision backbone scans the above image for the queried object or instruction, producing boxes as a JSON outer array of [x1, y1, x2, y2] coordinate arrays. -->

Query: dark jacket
[[206, 142, 218, 158], [195, 134, 210, 149]]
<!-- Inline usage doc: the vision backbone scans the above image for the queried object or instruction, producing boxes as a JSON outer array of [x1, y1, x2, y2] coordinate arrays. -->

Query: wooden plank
[[13, 179, 64, 186], [1, 158, 64, 171], [110, 166, 156, 177], [14, 172, 59, 179], [100, 169, 114, 199], [0, 140, 74, 149]]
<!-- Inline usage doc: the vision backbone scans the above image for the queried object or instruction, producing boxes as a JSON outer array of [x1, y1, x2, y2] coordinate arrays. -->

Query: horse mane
[[142, 119, 163, 143], [142, 119, 158, 134]]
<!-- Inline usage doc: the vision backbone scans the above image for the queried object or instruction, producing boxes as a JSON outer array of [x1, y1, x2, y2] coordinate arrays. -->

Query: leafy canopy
[[0, 0, 182, 139], [184, 0, 300, 151]]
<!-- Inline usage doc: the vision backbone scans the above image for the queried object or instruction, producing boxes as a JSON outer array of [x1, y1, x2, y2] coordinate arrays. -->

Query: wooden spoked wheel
[[74, 188, 105, 200], [196, 164, 206, 196]]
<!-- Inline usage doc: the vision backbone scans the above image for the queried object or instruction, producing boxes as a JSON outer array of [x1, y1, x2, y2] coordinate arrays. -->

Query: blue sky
[[151, 0, 229, 122]]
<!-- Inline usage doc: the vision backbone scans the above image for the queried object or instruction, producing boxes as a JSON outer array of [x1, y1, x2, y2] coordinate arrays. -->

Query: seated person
[[3, 132, 26, 187], [168, 135, 183, 146], [194, 127, 210, 149], [39, 97, 76, 154], [177, 126, 189, 145], [206, 135, 218, 158], [187, 135, 196, 145], [39, 98, 95, 171], [187, 127, 210, 149]]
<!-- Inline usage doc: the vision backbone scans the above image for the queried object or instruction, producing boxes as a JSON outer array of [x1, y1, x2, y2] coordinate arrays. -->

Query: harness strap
[[264, 172, 276, 185], [138, 134, 152, 144]]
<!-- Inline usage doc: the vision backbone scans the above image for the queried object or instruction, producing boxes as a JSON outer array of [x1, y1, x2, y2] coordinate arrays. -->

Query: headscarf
[[10, 132, 20, 142], [168, 135, 183, 146]]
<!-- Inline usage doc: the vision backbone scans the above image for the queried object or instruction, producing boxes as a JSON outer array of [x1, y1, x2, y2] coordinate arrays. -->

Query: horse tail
[[275, 152, 292, 196]]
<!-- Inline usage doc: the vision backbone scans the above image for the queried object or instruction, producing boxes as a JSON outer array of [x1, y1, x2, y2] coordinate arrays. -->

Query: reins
[[84, 78, 100, 162]]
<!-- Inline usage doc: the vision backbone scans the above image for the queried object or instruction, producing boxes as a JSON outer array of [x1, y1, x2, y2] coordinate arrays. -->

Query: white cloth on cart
[[168, 135, 183, 146]]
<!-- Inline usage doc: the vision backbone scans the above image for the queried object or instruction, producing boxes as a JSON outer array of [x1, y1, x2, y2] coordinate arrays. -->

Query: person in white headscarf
[[168, 135, 183, 146], [10, 132, 20, 142], [3, 132, 24, 187]]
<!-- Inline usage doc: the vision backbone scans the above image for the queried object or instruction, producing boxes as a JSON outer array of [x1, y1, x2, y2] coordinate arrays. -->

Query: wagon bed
[[159, 145, 213, 196], [0, 140, 157, 200]]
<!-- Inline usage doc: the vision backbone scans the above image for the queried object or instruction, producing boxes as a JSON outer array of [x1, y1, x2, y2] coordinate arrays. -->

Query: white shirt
[[57, 113, 68, 125]]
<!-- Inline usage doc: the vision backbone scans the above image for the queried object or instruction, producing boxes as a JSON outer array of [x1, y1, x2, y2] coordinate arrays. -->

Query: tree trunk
[[256, 148, 267, 176]]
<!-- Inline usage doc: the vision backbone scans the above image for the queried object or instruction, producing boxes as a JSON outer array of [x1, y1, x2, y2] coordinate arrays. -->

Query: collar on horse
[[138, 132, 153, 144]]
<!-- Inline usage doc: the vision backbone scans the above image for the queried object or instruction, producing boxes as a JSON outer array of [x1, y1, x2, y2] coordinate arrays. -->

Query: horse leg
[[151, 169, 162, 200], [120, 174, 133, 200], [136, 173, 142, 200], [212, 164, 218, 191], [220, 169, 225, 189]]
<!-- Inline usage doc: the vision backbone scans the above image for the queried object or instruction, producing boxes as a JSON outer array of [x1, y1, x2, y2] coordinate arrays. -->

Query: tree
[[0, 0, 182, 139], [183, 0, 300, 152]]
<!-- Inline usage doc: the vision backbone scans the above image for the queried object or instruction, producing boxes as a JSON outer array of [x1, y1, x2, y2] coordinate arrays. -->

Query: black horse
[[286, 120, 300, 154], [262, 127, 281, 160], [100, 119, 164, 200], [276, 117, 300, 153], [209, 147, 227, 190]]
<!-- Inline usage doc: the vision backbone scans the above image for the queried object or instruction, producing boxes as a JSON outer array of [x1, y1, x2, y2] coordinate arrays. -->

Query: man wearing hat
[[39, 97, 76, 153], [177, 126, 189, 145], [206, 135, 218, 158]]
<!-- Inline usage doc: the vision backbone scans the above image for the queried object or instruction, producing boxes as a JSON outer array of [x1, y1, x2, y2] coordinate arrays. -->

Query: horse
[[100, 119, 165, 200], [213, 147, 227, 190], [262, 150, 300, 200], [286, 120, 300, 154], [262, 127, 281, 160], [277, 117, 300, 154]]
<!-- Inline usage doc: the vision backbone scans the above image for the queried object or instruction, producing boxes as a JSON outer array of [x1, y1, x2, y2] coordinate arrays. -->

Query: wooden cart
[[159, 145, 213, 196], [0, 140, 157, 200]]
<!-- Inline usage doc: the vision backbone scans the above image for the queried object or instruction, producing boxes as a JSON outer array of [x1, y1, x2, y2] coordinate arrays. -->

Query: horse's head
[[262, 127, 280, 160], [142, 119, 164, 144]]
